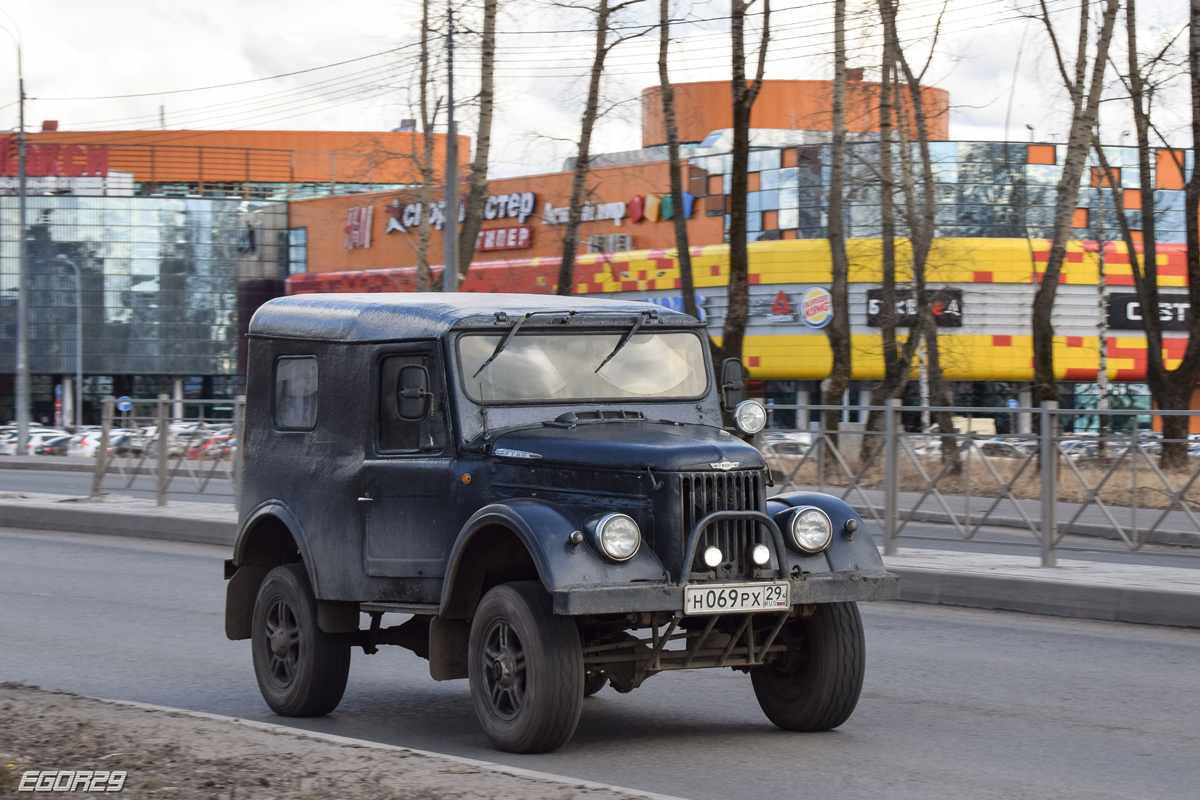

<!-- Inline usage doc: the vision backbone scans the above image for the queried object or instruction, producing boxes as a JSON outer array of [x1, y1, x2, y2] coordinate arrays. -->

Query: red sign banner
[[476, 225, 531, 251]]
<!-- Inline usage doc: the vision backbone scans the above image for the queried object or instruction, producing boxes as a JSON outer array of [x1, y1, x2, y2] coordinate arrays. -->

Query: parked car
[[224, 294, 898, 754], [34, 435, 72, 456], [979, 440, 1023, 459], [109, 433, 149, 457]]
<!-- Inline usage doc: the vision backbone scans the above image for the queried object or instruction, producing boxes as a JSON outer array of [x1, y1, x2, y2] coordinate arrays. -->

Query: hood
[[490, 421, 765, 471]]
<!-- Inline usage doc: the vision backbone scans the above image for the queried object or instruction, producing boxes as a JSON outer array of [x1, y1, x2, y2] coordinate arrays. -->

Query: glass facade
[[0, 195, 289, 420], [690, 140, 1191, 244]]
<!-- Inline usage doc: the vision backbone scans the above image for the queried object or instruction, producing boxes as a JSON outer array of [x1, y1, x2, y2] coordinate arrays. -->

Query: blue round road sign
[[1006, 399, 1019, 409], [116, 396, 133, 412]]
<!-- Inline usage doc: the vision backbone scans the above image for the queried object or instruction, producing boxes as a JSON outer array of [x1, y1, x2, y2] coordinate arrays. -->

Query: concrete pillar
[[172, 378, 184, 422], [1017, 388, 1033, 434], [62, 377, 74, 430], [796, 388, 809, 430]]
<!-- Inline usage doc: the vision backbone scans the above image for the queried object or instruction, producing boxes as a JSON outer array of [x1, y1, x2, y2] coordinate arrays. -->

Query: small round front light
[[733, 400, 767, 435], [790, 507, 833, 553], [596, 513, 640, 561], [703, 546, 723, 568], [751, 543, 771, 565]]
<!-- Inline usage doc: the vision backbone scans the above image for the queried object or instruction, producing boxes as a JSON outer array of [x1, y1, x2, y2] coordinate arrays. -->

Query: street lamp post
[[1, 17, 29, 453], [55, 255, 83, 428]]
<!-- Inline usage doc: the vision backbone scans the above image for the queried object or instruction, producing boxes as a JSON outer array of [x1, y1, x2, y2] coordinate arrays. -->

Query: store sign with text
[[866, 287, 964, 328], [386, 191, 537, 234], [541, 200, 627, 227], [1107, 292, 1190, 331], [476, 225, 532, 251], [0, 139, 110, 177]]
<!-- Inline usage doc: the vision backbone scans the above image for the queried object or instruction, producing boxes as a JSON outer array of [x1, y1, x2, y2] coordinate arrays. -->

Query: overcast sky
[[0, 0, 1189, 178]]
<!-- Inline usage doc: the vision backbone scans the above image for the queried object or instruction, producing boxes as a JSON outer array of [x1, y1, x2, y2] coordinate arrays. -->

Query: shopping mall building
[[1, 78, 1195, 426]]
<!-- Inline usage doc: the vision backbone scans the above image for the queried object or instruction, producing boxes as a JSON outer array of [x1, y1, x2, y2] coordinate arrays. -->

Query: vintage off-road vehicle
[[224, 293, 898, 753]]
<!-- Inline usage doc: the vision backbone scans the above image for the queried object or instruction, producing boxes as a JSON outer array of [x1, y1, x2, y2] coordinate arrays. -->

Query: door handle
[[357, 494, 374, 504]]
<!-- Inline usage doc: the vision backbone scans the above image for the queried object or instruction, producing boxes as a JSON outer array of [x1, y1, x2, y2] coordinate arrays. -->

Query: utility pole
[[2, 18, 30, 453], [442, 0, 458, 293]]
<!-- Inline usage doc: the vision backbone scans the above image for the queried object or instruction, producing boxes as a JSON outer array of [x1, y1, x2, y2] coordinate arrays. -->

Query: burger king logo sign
[[800, 287, 834, 328]]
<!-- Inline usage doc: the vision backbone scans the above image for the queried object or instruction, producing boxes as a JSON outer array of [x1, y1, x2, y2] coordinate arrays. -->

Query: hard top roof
[[249, 292, 697, 342]]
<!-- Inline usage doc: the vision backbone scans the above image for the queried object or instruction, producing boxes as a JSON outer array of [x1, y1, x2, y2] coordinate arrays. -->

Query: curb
[[889, 566, 1200, 629], [90, 696, 689, 800], [0, 500, 234, 547]]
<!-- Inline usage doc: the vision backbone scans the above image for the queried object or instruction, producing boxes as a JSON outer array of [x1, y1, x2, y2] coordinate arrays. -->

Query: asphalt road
[[2, 528, 1198, 799]]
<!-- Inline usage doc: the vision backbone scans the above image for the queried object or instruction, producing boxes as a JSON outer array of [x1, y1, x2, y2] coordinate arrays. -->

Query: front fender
[[440, 500, 668, 617], [767, 491, 886, 573]]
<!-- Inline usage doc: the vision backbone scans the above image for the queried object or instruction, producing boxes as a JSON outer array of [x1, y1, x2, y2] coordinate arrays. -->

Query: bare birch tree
[[456, 0, 498, 283], [555, 0, 646, 296], [823, 0, 853, 428], [716, 0, 770, 363], [658, 0, 700, 320], [1030, 0, 1120, 403], [1095, 0, 1198, 468], [416, 0, 440, 292]]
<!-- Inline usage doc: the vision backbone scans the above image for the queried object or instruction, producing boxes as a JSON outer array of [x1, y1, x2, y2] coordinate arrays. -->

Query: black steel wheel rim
[[263, 597, 301, 687], [482, 619, 526, 720]]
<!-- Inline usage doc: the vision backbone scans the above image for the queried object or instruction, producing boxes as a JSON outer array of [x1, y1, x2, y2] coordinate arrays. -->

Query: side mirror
[[719, 358, 744, 411], [397, 365, 432, 421]]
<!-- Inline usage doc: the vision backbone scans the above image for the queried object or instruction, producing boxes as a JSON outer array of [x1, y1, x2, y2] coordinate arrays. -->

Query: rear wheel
[[468, 581, 583, 753], [751, 602, 865, 731], [251, 563, 351, 717]]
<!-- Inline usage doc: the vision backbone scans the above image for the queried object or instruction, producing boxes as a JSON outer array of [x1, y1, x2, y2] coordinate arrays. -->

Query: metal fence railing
[[760, 403, 1200, 566], [89, 395, 245, 509]]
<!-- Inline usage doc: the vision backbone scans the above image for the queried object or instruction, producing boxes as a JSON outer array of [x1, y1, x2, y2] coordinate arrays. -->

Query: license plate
[[683, 582, 790, 615]]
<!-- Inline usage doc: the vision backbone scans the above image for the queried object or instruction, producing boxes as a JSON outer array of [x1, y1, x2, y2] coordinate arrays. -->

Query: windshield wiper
[[473, 315, 529, 378], [594, 310, 656, 373]]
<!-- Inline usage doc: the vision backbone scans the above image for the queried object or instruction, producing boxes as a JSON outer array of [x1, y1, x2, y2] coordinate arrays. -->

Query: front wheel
[[468, 581, 584, 753], [751, 601, 865, 731], [251, 563, 351, 717]]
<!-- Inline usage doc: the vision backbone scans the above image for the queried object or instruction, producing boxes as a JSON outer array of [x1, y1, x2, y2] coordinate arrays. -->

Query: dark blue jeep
[[224, 292, 898, 753]]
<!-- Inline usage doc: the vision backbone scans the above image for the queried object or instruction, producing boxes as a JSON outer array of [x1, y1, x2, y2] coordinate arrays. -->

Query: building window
[[274, 356, 318, 430], [288, 227, 308, 275]]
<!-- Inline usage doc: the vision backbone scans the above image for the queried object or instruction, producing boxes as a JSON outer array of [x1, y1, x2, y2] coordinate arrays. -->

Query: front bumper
[[552, 570, 900, 615]]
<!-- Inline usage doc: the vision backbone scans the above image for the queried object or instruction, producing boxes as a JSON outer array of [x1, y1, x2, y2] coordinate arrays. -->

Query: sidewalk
[[1, 491, 1197, 629]]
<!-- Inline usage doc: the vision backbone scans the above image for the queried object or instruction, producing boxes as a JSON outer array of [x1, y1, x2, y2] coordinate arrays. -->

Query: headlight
[[734, 400, 767, 434], [593, 513, 640, 561], [789, 506, 833, 553]]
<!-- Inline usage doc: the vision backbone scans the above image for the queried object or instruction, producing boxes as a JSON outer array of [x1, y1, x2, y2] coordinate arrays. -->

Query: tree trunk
[[717, 0, 769, 362], [1177, 0, 1200, 468], [658, 0, 699, 322], [555, 0, 614, 295], [822, 0, 852, 430], [456, 0, 497, 284], [415, 0, 436, 292], [1030, 0, 1119, 403]]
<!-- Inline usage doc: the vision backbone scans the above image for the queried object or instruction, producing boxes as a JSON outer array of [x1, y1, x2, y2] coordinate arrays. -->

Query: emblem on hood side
[[494, 448, 543, 460], [710, 460, 740, 471]]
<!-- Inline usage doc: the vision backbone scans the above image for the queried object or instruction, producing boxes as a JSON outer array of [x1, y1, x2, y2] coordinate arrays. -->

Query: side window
[[379, 354, 447, 452], [274, 356, 318, 430]]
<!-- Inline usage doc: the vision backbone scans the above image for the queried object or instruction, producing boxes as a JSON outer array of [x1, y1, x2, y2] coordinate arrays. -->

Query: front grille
[[681, 470, 767, 578]]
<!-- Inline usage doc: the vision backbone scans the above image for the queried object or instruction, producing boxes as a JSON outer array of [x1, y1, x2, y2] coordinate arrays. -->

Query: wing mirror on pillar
[[720, 358, 745, 410]]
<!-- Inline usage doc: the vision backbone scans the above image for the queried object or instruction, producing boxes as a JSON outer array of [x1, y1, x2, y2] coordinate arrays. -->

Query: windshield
[[457, 330, 709, 403]]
